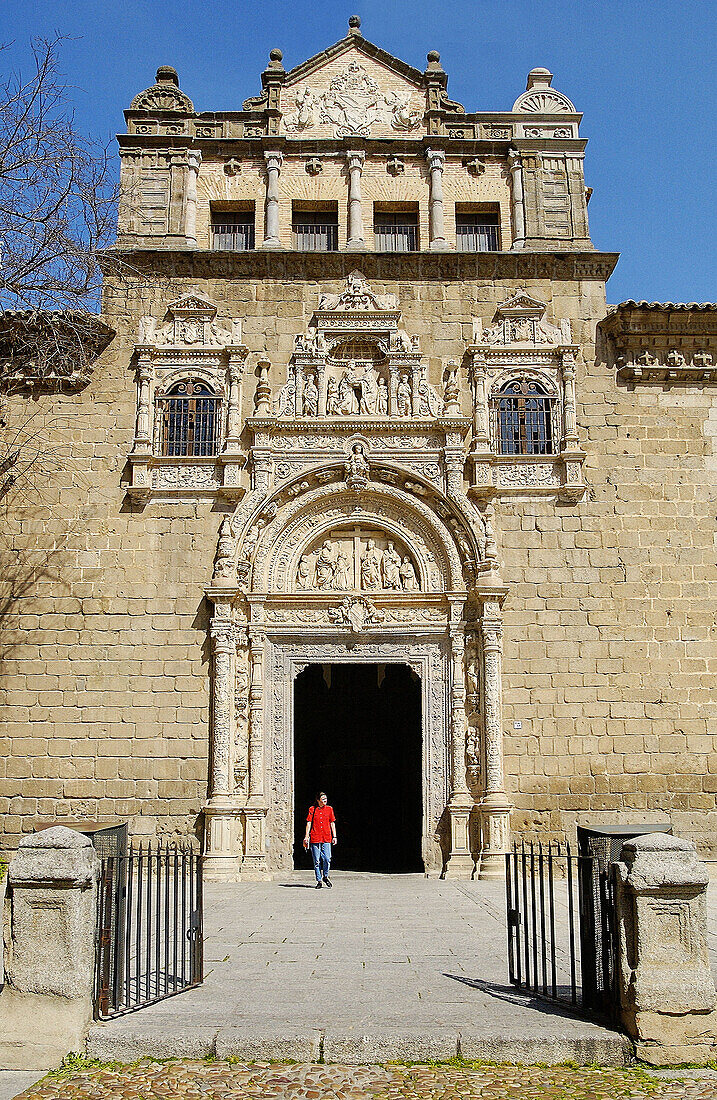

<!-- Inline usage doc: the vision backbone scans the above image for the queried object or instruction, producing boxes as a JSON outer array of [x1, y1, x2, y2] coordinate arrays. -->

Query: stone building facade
[[1, 19, 716, 878]]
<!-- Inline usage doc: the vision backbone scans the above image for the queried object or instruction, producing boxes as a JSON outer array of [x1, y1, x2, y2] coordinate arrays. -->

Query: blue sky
[[5, 0, 715, 303]]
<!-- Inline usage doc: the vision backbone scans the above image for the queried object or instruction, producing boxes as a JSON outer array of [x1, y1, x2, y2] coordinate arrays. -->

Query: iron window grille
[[293, 212, 338, 251], [491, 379, 557, 456], [456, 213, 500, 252], [156, 380, 220, 457], [212, 216, 255, 251], [374, 212, 418, 252]]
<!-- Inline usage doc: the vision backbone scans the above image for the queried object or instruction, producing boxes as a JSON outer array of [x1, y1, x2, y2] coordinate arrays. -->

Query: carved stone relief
[[295, 528, 421, 593], [283, 63, 423, 137]]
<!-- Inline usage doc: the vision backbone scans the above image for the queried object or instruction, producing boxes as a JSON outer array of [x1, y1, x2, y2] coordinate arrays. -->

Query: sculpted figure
[[303, 373, 319, 416], [359, 367, 377, 414], [296, 555, 313, 589], [333, 549, 352, 590], [315, 541, 337, 589], [326, 376, 341, 416], [399, 556, 419, 591], [338, 371, 358, 415], [382, 542, 402, 590], [376, 376, 388, 415], [360, 539, 382, 590], [345, 442, 369, 479], [396, 373, 412, 417]]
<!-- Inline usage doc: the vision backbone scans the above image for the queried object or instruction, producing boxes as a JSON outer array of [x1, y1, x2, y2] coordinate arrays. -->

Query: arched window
[[492, 379, 556, 456], [157, 379, 220, 457]]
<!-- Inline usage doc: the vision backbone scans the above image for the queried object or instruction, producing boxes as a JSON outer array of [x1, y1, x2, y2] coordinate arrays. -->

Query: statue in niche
[[393, 329, 412, 354], [303, 373, 318, 416], [326, 376, 341, 416], [396, 373, 412, 417], [296, 555, 313, 589], [399, 557, 419, 591], [334, 549, 352, 590], [376, 376, 388, 415], [338, 371, 357, 415], [417, 380, 433, 417], [361, 539, 382, 590], [344, 442, 370, 490], [382, 542, 402, 590], [315, 540, 337, 589]]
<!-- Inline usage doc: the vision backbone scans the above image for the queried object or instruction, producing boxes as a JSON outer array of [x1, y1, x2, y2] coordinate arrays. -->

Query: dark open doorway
[[293, 663, 423, 873]]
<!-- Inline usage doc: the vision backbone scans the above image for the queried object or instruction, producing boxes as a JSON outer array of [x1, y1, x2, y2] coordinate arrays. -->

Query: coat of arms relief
[[284, 62, 423, 137]]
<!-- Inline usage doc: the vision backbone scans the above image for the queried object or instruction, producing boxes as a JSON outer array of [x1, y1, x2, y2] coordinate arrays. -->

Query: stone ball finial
[[427, 50, 441, 63], [269, 48, 283, 62], [349, 15, 361, 30], [156, 65, 179, 86], [526, 67, 553, 90]]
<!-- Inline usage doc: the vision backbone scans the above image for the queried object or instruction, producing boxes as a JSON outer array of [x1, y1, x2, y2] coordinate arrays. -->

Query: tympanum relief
[[295, 529, 420, 593]]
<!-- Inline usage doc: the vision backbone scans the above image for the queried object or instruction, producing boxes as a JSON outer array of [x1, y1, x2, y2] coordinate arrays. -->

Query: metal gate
[[505, 840, 617, 1017], [94, 842, 203, 1019]]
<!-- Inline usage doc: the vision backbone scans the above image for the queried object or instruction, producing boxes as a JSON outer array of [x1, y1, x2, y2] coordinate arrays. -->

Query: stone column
[[254, 356, 272, 415], [243, 633, 269, 879], [203, 615, 243, 881], [346, 150, 366, 250], [444, 629, 474, 879], [426, 148, 450, 251], [224, 358, 243, 451], [410, 363, 421, 415], [262, 151, 283, 249], [184, 149, 201, 247], [132, 361, 152, 454], [316, 361, 327, 416], [0, 827, 99, 1069], [469, 354, 494, 497], [561, 350, 579, 449], [508, 150, 526, 250], [477, 601, 511, 878], [614, 833, 717, 1064]]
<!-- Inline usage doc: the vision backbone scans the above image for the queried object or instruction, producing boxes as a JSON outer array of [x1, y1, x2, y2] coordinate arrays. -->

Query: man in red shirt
[[303, 791, 337, 889]]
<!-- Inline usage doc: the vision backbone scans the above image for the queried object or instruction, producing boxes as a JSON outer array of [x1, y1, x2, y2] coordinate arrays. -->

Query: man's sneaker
[[323, 878, 333, 888], [315, 881, 322, 889]]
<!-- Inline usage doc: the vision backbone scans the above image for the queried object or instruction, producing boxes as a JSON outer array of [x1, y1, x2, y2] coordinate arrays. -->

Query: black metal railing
[[293, 222, 338, 251], [505, 840, 616, 1017], [157, 388, 220, 457], [374, 221, 418, 252], [456, 222, 500, 251], [212, 219, 255, 251], [94, 842, 203, 1019]]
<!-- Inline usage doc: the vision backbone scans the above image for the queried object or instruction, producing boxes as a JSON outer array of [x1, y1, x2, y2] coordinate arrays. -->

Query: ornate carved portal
[[202, 274, 512, 883]]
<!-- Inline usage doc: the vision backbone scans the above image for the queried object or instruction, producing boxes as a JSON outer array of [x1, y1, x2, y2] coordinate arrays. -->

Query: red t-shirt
[[307, 804, 335, 843]]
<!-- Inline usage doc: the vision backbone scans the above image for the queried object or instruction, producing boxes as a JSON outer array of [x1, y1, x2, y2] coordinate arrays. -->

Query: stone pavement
[[13, 1060, 717, 1100], [87, 873, 630, 1065]]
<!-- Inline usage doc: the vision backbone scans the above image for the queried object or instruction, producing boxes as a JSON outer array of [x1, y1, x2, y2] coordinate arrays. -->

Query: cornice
[[105, 249, 619, 283]]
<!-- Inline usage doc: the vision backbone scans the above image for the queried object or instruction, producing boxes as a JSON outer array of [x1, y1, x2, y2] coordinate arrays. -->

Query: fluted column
[[262, 151, 283, 249], [477, 601, 511, 878], [346, 150, 366, 250], [184, 149, 201, 247], [508, 150, 525, 250], [426, 148, 450, 251]]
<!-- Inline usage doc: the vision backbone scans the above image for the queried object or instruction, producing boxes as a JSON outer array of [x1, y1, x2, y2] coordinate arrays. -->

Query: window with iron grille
[[456, 209, 501, 252], [374, 210, 418, 252], [212, 212, 255, 251], [157, 380, 220, 457], [492, 379, 556, 455], [292, 208, 338, 251]]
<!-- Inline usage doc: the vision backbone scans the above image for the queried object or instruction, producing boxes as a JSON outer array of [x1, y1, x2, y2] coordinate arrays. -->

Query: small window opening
[[158, 380, 220, 457], [492, 379, 556, 455]]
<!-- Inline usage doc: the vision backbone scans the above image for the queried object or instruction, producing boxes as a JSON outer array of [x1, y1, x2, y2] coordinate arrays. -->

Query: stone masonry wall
[[1, 262, 715, 857]]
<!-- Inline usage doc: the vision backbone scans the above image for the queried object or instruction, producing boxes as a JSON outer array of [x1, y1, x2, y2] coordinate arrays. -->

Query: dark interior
[[293, 663, 423, 872]]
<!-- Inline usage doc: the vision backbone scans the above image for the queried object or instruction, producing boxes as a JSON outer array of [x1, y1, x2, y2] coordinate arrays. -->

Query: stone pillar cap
[[156, 66, 179, 86], [526, 67, 553, 89], [19, 825, 93, 850], [619, 831, 708, 892], [10, 826, 98, 888], [622, 832, 694, 855]]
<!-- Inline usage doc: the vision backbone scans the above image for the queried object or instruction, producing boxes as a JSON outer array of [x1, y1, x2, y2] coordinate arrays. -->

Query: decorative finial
[[348, 14, 362, 33], [156, 66, 179, 86], [427, 50, 440, 63], [269, 48, 283, 62], [526, 67, 553, 90]]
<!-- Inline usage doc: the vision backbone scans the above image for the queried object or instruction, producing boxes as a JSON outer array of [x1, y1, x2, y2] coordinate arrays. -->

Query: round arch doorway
[[293, 663, 423, 873]]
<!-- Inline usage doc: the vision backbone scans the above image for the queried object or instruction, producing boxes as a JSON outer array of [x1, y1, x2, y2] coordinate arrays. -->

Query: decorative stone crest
[[512, 68, 575, 114], [473, 294, 571, 347], [130, 66, 194, 114], [141, 294, 241, 349], [284, 62, 422, 137], [317, 271, 398, 313], [328, 596, 386, 633]]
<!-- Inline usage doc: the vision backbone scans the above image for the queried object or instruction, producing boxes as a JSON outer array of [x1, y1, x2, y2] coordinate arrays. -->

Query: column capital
[[187, 148, 202, 172], [264, 150, 284, 172], [136, 361, 152, 383], [426, 147, 446, 171], [210, 618, 236, 651], [346, 149, 365, 170], [508, 148, 522, 169]]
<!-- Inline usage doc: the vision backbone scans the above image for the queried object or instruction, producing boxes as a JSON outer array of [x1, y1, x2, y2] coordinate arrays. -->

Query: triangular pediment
[[281, 36, 426, 139], [166, 293, 217, 319], [494, 293, 548, 318]]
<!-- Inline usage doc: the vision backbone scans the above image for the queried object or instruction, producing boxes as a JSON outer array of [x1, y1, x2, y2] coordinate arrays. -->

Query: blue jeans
[[310, 841, 332, 883]]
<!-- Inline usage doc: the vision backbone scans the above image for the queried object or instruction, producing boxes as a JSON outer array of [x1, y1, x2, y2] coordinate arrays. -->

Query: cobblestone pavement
[[15, 1061, 717, 1100]]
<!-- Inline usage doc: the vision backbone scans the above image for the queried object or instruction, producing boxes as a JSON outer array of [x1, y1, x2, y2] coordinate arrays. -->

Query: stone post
[[184, 149, 201, 247], [477, 601, 511, 878], [0, 827, 99, 1069], [426, 148, 450, 251], [443, 630, 474, 879], [203, 616, 243, 882], [508, 150, 526, 250], [614, 833, 717, 1065], [254, 356, 272, 415], [262, 152, 283, 249], [346, 150, 366, 250], [132, 360, 153, 454]]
